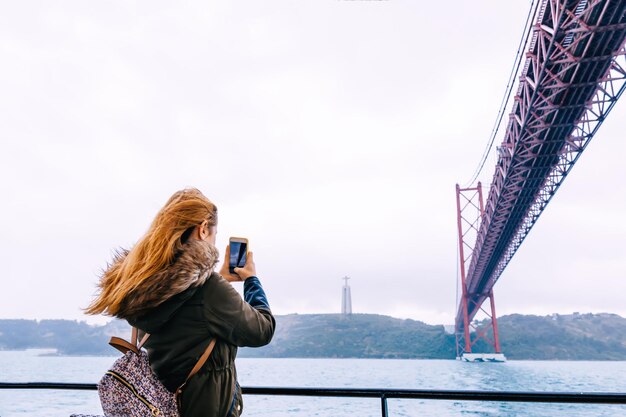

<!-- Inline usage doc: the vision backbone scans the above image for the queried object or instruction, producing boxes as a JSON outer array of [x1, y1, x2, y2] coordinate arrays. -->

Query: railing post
[[381, 393, 388, 417]]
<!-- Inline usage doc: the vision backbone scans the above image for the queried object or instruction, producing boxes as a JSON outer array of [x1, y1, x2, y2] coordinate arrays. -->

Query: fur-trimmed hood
[[108, 239, 219, 324]]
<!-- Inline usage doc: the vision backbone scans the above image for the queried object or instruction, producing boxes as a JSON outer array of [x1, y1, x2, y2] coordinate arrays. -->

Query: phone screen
[[229, 241, 247, 273]]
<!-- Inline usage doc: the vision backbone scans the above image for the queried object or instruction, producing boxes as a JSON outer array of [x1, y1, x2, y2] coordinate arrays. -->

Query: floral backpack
[[98, 328, 216, 417]]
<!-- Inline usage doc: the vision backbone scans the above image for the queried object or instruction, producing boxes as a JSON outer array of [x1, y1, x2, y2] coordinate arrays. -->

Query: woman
[[86, 188, 275, 417]]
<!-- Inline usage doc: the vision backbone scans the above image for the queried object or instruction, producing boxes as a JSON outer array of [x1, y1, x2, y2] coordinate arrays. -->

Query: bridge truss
[[455, 0, 626, 358]]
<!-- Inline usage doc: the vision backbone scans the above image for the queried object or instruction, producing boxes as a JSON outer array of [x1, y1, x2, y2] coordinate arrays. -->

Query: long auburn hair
[[85, 188, 218, 317]]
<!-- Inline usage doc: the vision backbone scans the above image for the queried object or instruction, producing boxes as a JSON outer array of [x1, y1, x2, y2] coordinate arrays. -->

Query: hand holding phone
[[219, 237, 256, 282]]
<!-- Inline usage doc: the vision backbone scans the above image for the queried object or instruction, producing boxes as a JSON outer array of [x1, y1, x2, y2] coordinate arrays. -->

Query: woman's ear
[[199, 220, 209, 240]]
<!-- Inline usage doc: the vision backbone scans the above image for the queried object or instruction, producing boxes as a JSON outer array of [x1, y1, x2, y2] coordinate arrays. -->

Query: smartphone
[[229, 237, 248, 274]]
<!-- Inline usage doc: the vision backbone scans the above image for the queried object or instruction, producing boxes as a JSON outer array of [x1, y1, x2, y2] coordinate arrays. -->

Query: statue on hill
[[342, 276, 352, 315]]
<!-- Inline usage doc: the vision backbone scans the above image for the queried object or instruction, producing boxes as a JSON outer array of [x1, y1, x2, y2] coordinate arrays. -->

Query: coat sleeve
[[202, 273, 275, 347]]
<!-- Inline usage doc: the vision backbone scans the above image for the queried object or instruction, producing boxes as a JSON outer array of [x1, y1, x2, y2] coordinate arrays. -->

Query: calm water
[[1, 350, 626, 416]]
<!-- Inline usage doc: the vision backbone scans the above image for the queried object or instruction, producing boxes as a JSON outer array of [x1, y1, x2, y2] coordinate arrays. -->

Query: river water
[[1, 349, 625, 416]]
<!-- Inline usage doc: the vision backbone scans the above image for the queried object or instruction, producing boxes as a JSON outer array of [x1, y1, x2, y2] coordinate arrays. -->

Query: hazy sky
[[1, 1, 624, 326]]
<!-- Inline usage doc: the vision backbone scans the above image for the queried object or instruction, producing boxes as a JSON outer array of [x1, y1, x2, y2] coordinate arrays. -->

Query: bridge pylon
[[455, 183, 505, 362]]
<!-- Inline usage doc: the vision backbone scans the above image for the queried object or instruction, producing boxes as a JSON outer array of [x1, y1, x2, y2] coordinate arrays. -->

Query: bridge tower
[[455, 183, 505, 362]]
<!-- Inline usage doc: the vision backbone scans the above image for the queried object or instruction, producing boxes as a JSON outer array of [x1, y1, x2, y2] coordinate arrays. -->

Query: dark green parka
[[111, 239, 275, 417]]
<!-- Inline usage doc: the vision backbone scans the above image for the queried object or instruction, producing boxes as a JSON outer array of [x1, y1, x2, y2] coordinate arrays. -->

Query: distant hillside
[[238, 314, 455, 359], [0, 319, 129, 355], [1, 313, 626, 360], [496, 313, 626, 360]]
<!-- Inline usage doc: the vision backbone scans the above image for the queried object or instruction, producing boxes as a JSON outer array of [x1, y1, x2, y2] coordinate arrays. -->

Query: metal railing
[[2, 383, 626, 417]]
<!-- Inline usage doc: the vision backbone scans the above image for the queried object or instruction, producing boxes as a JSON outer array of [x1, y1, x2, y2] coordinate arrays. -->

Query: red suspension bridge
[[454, 0, 626, 361]]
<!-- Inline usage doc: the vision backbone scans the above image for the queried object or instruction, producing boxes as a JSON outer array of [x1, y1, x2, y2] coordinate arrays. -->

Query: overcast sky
[[1, 1, 624, 326]]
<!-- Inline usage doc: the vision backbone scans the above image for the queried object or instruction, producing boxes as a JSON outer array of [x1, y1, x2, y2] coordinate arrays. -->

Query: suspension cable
[[464, 0, 540, 188]]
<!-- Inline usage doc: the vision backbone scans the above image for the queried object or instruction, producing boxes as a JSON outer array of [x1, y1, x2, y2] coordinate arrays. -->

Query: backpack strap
[[185, 338, 217, 382], [109, 328, 151, 354], [109, 336, 140, 355], [131, 326, 137, 346], [175, 338, 217, 409], [137, 331, 150, 350]]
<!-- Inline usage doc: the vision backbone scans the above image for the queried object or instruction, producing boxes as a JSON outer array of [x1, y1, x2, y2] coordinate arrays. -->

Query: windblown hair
[[86, 188, 218, 317]]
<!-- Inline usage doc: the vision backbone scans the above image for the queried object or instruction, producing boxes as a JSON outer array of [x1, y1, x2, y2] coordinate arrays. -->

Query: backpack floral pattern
[[98, 348, 179, 417]]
